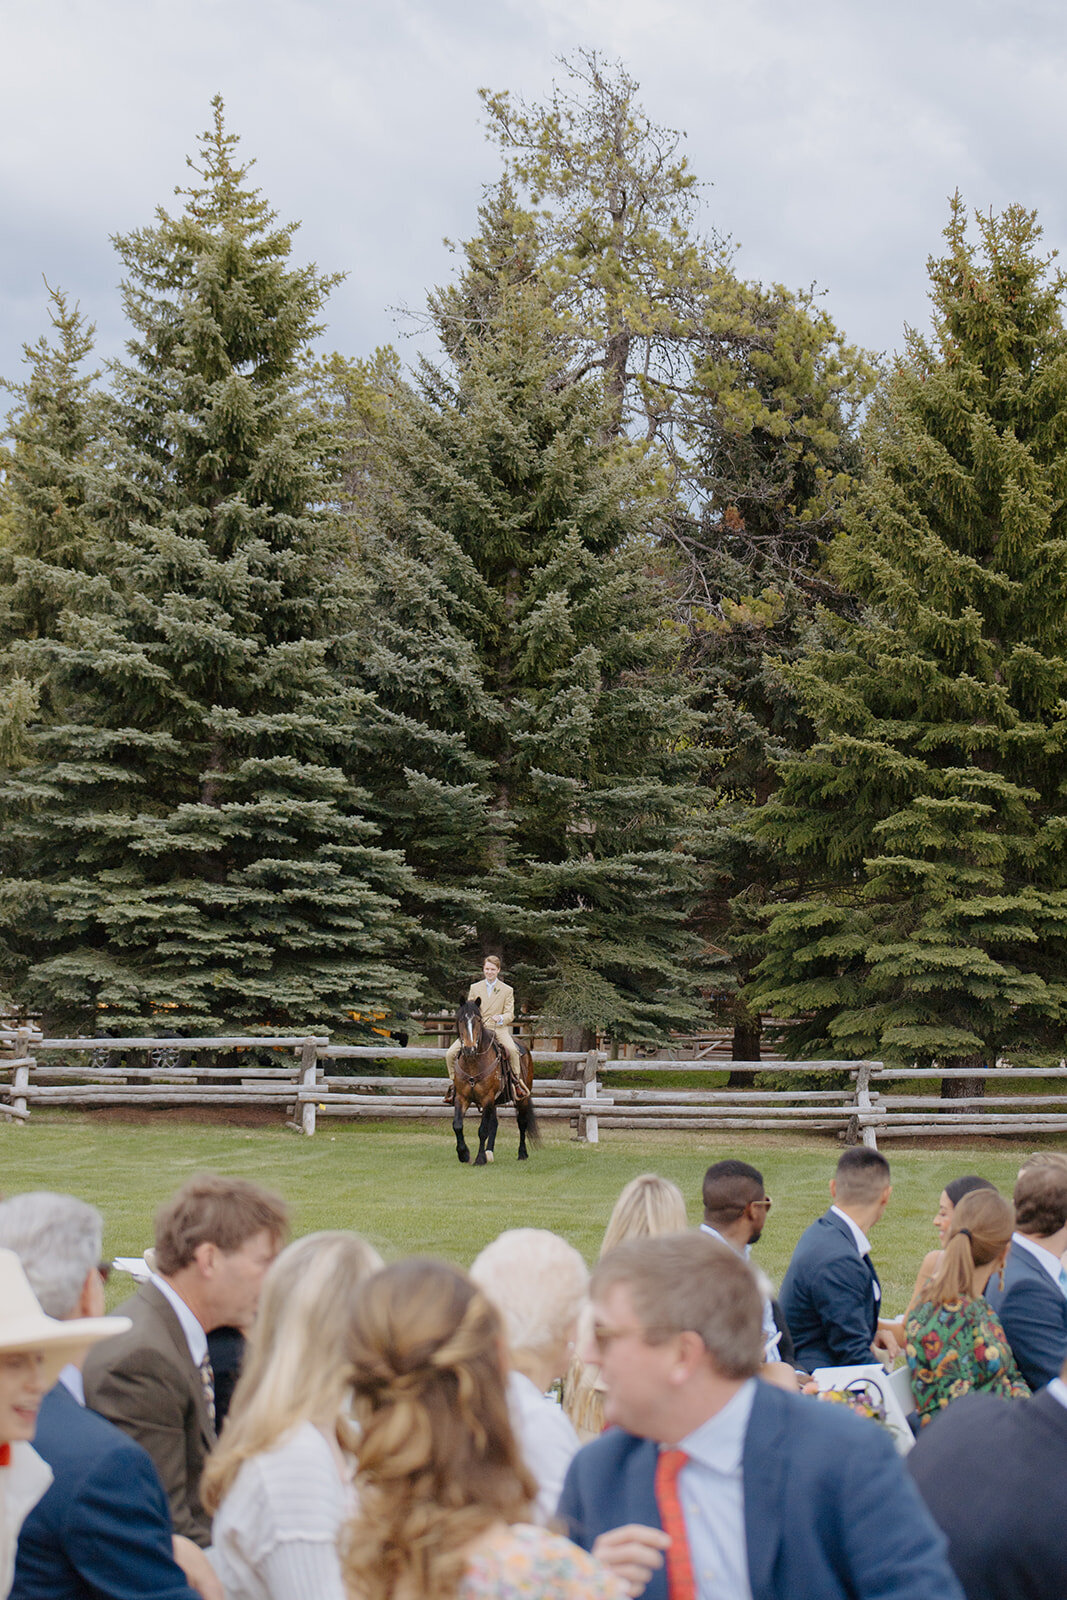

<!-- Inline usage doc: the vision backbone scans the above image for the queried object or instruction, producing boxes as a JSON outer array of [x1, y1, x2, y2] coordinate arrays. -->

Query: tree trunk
[[726, 1002, 761, 1089], [559, 1026, 596, 1080], [939, 1053, 987, 1101]]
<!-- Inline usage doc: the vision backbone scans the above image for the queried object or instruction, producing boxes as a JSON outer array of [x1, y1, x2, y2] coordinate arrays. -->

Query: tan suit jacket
[[82, 1281, 216, 1546], [467, 978, 514, 1030]]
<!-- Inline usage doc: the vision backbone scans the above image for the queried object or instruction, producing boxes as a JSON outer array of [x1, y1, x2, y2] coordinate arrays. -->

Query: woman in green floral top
[[905, 1188, 1029, 1427]]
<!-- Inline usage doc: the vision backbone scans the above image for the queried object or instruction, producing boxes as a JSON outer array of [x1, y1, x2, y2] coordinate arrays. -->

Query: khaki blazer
[[82, 1281, 216, 1546], [467, 978, 515, 1031]]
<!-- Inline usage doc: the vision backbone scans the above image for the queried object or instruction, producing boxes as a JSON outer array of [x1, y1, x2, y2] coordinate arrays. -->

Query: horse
[[451, 998, 538, 1165]]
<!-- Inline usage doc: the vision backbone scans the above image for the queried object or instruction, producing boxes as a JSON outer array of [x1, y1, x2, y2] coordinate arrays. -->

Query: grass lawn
[[1, 1110, 1060, 1316]]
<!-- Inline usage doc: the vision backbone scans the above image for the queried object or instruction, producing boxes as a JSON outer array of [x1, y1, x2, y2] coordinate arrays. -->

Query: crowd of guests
[[2, 1149, 1067, 1600]]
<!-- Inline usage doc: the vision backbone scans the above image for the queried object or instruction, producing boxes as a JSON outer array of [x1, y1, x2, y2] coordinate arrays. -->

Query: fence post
[[854, 1060, 879, 1149], [299, 1037, 319, 1136], [11, 1026, 32, 1124], [578, 1048, 602, 1144]]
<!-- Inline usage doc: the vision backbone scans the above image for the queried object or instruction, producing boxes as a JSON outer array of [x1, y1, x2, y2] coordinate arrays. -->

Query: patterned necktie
[[199, 1353, 216, 1429], [1059, 1267, 1067, 1300], [654, 1448, 696, 1600]]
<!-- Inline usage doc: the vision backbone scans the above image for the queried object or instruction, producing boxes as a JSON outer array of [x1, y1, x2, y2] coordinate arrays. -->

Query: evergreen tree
[[366, 282, 706, 1040], [750, 201, 1067, 1089], [0, 101, 415, 1032]]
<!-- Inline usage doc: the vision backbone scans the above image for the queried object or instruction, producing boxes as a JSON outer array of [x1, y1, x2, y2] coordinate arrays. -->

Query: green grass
[[1, 1111, 1061, 1316]]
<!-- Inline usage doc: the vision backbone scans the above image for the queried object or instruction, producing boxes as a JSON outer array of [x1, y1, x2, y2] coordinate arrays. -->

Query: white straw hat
[[0, 1247, 131, 1388]]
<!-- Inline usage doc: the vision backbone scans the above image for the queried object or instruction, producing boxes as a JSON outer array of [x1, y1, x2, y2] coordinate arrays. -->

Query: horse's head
[[456, 998, 485, 1056]]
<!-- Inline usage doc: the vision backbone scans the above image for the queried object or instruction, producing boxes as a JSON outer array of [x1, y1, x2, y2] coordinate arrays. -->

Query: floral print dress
[[904, 1295, 1029, 1426]]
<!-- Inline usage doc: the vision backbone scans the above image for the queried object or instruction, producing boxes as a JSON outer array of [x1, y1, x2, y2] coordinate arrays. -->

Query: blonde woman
[[203, 1231, 382, 1600], [905, 1189, 1029, 1428], [564, 1175, 687, 1440], [343, 1258, 624, 1600]]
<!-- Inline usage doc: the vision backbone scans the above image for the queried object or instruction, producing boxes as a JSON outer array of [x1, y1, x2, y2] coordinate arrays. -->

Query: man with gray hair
[[0, 1192, 219, 1600], [557, 1232, 963, 1600]]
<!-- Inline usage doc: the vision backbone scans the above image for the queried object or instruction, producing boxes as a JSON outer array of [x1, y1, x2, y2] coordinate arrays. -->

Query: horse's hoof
[[486, 1150, 494, 1163], [458, 1149, 470, 1164], [518, 1148, 529, 1160], [474, 1154, 487, 1166]]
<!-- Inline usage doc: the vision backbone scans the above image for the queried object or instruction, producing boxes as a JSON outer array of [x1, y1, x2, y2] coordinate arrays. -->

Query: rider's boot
[[443, 1066, 456, 1105]]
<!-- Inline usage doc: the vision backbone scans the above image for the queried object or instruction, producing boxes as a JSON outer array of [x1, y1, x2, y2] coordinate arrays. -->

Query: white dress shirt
[[699, 1225, 781, 1360], [506, 1371, 581, 1524], [149, 1271, 208, 1365], [829, 1206, 881, 1304], [671, 1379, 757, 1600]]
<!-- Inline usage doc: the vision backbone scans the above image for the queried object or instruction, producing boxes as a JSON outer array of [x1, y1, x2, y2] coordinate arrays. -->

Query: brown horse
[[452, 999, 538, 1165]]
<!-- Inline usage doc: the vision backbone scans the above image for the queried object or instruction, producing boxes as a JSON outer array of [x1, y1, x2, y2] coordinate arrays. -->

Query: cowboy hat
[[0, 1248, 130, 1388]]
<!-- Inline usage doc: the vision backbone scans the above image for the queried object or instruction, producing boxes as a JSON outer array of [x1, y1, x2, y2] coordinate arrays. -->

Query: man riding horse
[[444, 955, 529, 1103]]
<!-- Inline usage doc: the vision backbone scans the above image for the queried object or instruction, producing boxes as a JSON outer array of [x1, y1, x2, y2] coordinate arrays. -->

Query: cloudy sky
[[2, 0, 1065, 388]]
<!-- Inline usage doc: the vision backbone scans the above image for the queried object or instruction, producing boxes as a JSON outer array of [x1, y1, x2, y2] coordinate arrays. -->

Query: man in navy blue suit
[[557, 1231, 963, 1600], [0, 1192, 219, 1600], [985, 1159, 1067, 1390], [779, 1147, 897, 1371]]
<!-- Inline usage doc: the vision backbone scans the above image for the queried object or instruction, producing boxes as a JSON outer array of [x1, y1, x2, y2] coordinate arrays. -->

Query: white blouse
[[210, 1420, 354, 1600], [1, 1442, 52, 1600]]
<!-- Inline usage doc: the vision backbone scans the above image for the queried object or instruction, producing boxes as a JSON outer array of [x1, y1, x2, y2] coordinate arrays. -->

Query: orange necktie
[[0, 1444, 10, 1466], [654, 1447, 696, 1600]]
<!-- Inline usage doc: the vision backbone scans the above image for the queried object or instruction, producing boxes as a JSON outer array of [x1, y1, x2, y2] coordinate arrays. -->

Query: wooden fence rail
[[3, 1035, 1067, 1144]]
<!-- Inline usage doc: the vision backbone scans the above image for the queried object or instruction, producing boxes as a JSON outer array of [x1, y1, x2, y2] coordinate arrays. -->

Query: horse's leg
[[453, 1099, 470, 1164], [484, 1099, 500, 1163], [474, 1100, 496, 1166], [516, 1052, 537, 1159]]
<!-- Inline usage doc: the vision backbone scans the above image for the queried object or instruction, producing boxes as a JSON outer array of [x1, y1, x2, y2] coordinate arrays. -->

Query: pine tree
[[0, 101, 416, 1032], [365, 281, 706, 1040], [750, 201, 1067, 1089]]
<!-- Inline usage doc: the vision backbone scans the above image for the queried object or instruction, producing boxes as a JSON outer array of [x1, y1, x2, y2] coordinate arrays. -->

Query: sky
[[2, 0, 1066, 389]]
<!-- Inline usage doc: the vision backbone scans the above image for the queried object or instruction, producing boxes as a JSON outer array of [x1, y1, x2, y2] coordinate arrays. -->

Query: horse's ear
[[474, 997, 481, 1008]]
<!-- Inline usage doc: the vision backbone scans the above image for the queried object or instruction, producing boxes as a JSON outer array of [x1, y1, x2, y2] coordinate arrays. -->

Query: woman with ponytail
[[905, 1189, 1029, 1427], [342, 1259, 625, 1600]]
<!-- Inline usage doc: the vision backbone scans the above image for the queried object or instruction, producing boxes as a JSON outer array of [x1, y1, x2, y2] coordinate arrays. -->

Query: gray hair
[[0, 1192, 103, 1318], [469, 1228, 588, 1360]]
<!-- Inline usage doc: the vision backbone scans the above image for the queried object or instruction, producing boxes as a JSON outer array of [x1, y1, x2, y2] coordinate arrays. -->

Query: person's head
[[0, 1192, 104, 1320], [933, 1176, 996, 1246], [1013, 1162, 1067, 1240], [702, 1160, 770, 1246], [482, 954, 502, 982], [585, 1233, 763, 1442], [154, 1174, 289, 1331], [601, 1174, 688, 1257], [201, 1230, 382, 1513], [0, 1247, 129, 1444], [830, 1148, 892, 1223], [343, 1258, 536, 1600], [926, 1188, 1014, 1305], [469, 1229, 587, 1384]]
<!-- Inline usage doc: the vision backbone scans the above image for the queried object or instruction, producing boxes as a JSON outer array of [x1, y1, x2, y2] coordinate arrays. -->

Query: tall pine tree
[[0, 101, 416, 1032], [750, 201, 1067, 1087], [363, 280, 706, 1040]]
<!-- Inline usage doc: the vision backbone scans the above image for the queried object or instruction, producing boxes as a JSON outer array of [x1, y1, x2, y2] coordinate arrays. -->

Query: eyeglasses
[[97, 1261, 113, 1283], [752, 1197, 772, 1211]]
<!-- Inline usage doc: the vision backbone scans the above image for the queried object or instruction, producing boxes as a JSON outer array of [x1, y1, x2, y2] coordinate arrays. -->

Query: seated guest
[[909, 1353, 1067, 1600], [343, 1258, 625, 1600], [905, 1188, 1028, 1427], [203, 1230, 382, 1600], [470, 1228, 587, 1523], [779, 1147, 897, 1371], [0, 1192, 218, 1600], [701, 1158, 793, 1364], [83, 1175, 288, 1546], [564, 1175, 687, 1441], [0, 1247, 128, 1600], [558, 1232, 964, 1600], [885, 1176, 998, 1342], [985, 1160, 1067, 1390]]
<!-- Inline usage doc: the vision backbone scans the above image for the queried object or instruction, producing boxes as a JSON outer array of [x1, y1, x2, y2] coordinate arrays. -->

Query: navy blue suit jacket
[[909, 1387, 1067, 1600], [779, 1209, 880, 1369], [557, 1382, 963, 1600], [11, 1383, 199, 1600], [984, 1241, 1067, 1392]]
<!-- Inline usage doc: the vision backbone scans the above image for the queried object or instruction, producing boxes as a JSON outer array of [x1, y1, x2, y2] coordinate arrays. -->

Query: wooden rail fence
[[3, 1031, 1067, 1144]]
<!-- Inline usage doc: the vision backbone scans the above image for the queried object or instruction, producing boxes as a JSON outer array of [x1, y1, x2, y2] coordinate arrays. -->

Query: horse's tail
[[517, 1088, 540, 1146]]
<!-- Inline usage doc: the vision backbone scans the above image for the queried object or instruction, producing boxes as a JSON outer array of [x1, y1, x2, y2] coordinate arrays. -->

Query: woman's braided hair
[[342, 1258, 536, 1600]]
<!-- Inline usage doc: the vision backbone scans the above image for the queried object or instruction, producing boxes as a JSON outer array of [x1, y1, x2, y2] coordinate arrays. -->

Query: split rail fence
[[4, 1027, 1067, 1144]]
